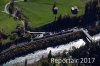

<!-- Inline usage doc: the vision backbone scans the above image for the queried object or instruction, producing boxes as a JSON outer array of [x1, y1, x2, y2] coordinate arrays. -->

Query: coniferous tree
[[48, 50, 52, 62]]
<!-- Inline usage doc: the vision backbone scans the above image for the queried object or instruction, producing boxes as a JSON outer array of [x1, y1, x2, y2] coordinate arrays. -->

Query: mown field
[[0, 0, 85, 34], [0, 0, 20, 34]]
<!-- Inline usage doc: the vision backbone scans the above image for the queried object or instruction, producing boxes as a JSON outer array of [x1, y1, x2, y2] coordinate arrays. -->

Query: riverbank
[[0, 31, 82, 65], [1, 25, 100, 65], [3, 39, 85, 66], [3, 32, 100, 66]]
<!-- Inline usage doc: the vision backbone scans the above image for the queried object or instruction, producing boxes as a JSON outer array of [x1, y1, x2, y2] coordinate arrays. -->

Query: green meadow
[[0, 0, 85, 34]]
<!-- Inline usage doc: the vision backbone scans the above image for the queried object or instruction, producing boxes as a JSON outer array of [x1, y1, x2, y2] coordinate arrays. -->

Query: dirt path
[[2, 0, 24, 14]]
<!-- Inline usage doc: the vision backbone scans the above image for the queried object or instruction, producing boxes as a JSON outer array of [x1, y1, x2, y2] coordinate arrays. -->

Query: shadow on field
[[31, 1, 100, 32]]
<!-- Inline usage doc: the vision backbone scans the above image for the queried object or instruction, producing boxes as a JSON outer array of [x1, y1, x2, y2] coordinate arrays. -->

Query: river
[[2, 33, 100, 66]]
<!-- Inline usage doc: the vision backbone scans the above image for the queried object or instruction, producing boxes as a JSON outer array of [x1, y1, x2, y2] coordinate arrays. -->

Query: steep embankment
[[0, 31, 82, 65]]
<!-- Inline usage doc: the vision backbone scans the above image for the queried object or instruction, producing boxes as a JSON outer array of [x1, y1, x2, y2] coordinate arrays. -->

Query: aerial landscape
[[0, 0, 100, 66]]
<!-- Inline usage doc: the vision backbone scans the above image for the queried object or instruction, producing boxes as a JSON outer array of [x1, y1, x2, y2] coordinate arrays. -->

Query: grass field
[[0, 0, 20, 34], [0, 0, 85, 34], [0, 12, 21, 34]]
